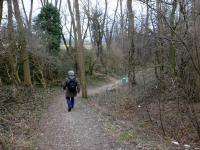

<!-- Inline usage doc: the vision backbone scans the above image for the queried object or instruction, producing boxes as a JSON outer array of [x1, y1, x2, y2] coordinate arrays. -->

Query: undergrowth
[[0, 86, 60, 150], [88, 76, 200, 149]]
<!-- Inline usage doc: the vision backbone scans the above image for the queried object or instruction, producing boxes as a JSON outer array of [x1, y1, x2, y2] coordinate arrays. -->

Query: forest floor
[[36, 69, 198, 150]]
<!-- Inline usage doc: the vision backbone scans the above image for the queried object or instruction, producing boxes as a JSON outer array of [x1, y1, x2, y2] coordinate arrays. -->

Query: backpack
[[67, 78, 77, 93]]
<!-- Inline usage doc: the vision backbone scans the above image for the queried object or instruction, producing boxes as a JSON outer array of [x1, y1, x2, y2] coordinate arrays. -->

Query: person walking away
[[63, 70, 80, 112]]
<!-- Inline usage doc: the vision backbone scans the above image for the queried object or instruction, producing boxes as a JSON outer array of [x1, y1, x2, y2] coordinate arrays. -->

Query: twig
[[0, 117, 21, 128]]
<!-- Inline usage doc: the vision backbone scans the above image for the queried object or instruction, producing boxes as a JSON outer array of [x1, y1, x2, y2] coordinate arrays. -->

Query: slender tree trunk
[[75, 0, 87, 98], [69, 21, 73, 48], [62, 33, 69, 52], [104, 0, 119, 51], [156, 0, 164, 74], [7, 0, 21, 85], [13, 0, 32, 86], [96, 0, 107, 65], [40, 0, 44, 6], [67, 0, 78, 73], [141, 0, 150, 61], [120, 0, 124, 52], [145, 0, 149, 32], [55, 0, 58, 7], [0, 0, 3, 25], [58, 0, 62, 11], [28, 0, 33, 30], [169, 0, 178, 76], [193, 0, 200, 98], [127, 0, 136, 86]]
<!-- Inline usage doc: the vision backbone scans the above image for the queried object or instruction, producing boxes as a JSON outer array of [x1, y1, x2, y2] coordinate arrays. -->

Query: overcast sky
[[2, 0, 145, 23], [1, 0, 146, 38], [20, 0, 146, 18]]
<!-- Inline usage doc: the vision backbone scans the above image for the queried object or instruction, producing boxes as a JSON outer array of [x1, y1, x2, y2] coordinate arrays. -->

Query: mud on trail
[[36, 70, 171, 150]]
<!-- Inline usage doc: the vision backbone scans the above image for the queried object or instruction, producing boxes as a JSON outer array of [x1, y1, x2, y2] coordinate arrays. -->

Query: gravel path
[[36, 81, 136, 150]]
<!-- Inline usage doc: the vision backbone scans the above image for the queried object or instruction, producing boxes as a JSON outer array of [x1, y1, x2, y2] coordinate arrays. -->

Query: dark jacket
[[63, 76, 80, 97]]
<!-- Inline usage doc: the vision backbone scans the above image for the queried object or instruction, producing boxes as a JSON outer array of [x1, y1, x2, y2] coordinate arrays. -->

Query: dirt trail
[[88, 78, 118, 96], [36, 79, 136, 150], [36, 70, 175, 150]]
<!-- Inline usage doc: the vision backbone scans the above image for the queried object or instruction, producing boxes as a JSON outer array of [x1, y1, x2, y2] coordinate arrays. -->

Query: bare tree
[[21, 0, 33, 30], [169, 0, 178, 76], [192, 0, 200, 97], [13, 0, 32, 86], [40, 0, 48, 6], [67, 0, 78, 72], [127, 0, 136, 86], [90, 0, 107, 64], [40, 0, 62, 10], [104, 0, 119, 51], [0, 0, 4, 54], [155, 0, 165, 77], [119, 0, 124, 51], [0, 0, 3, 26], [7, 0, 21, 84], [75, 0, 87, 98]]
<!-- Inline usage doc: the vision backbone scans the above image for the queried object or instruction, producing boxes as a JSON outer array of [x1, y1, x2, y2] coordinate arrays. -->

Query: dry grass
[[137, 78, 200, 148], [0, 86, 61, 150], [88, 75, 200, 149]]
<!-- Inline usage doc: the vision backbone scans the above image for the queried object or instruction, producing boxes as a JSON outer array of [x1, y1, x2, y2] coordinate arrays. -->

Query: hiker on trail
[[63, 70, 80, 112]]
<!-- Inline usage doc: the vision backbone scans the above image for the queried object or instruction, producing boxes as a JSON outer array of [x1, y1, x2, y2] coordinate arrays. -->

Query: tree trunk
[[75, 0, 87, 98], [120, 0, 124, 52], [0, 0, 3, 25], [67, 0, 78, 74], [145, 0, 149, 32], [13, 0, 32, 86], [62, 33, 69, 52], [169, 0, 178, 76], [193, 0, 200, 98], [7, 0, 21, 85], [156, 0, 165, 75], [127, 0, 136, 87], [28, 0, 33, 30], [104, 0, 119, 52], [95, 0, 107, 65]]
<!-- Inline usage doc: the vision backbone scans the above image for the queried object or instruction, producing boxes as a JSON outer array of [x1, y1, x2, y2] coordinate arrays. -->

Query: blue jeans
[[66, 97, 74, 109]]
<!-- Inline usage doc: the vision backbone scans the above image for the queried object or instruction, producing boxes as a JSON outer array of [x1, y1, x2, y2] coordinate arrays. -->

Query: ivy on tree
[[35, 3, 62, 56]]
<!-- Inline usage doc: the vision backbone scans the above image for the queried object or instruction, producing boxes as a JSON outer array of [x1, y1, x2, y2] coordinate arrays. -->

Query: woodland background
[[0, 0, 200, 149]]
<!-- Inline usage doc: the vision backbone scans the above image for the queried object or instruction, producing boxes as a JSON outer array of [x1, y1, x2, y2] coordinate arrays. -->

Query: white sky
[[20, 0, 146, 20], [1, 0, 146, 37], [2, 0, 145, 22]]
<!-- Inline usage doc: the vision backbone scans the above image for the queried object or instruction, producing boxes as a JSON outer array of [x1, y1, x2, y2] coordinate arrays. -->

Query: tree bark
[[0, 0, 3, 25], [156, 0, 165, 75], [104, 0, 119, 51], [92, 0, 107, 65], [58, 0, 62, 11], [67, 0, 78, 73], [28, 0, 33, 30], [62, 33, 69, 52], [7, 0, 21, 85], [145, 0, 149, 32], [13, 0, 32, 86], [169, 0, 178, 76], [193, 0, 200, 98], [120, 0, 124, 52], [75, 0, 87, 98], [99, 0, 107, 64], [21, 0, 33, 30], [127, 0, 136, 86]]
